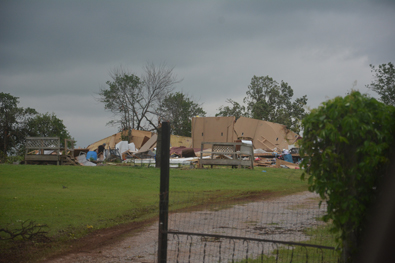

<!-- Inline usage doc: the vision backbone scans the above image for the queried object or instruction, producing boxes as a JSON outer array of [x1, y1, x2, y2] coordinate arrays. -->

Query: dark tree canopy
[[366, 62, 395, 106], [27, 113, 72, 146], [300, 91, 395, 261], [0, 93, 37, 158], [0, 92, 72, 160], [157, 92, 206, 137], [215, 99, 248, 119], [98, 69, 143, 132], [216, 75, 307, 133], [244, 76, 307, 133]]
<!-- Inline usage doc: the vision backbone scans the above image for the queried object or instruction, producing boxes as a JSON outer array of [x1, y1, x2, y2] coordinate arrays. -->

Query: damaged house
[[191, 116, 301, 152], [81, 116, 300, 168], [87, 129, 193, 161]]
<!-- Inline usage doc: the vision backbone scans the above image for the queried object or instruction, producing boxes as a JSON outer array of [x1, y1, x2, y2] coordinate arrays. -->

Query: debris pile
[[80, 117, 301, 168], [24, 117, 301, 169]]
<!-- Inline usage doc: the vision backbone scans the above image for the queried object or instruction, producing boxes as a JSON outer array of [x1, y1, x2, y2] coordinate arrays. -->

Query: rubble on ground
[[30, 116, 301, 168]]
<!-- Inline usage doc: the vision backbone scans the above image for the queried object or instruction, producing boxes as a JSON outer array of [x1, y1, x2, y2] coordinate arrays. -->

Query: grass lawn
[[237, 224, 338, 263], [0, 164, 308, 261]]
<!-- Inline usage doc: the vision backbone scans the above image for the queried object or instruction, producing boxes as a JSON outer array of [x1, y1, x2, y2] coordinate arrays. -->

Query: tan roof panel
[[87, 129, 152, 151]]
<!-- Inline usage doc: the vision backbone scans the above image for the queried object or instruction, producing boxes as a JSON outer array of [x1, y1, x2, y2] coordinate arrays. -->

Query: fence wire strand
[[159, 191, 339, 263]]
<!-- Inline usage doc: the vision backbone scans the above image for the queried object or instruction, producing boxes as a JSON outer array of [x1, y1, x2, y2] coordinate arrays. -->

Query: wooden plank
[[25, 146, 60, 150], [60, 156, 78, 166], [25, 155, 60, 161], [254, 153, 276, 157], [202, 142, 245, 146], [26, 137, 59, 140], [200, 159, 252, 166], [211, 152, 239, 155], [275, 159, 300, 169]]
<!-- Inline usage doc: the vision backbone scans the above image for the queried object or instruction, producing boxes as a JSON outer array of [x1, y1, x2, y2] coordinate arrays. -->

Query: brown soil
[[42, 219, 158, 263], [1, 219, 156, 263]]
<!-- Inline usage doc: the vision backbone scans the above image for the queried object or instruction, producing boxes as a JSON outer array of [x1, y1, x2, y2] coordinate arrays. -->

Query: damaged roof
[[234, 117, 300, 152], [87, 129, 152, 151]]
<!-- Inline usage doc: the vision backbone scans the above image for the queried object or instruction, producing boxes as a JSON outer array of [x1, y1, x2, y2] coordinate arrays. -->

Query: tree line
[[98, 63, 310, 137], [97, 63, 206, 139], [2, 62, 393, 161], [0, 93, 72, 162], [99, 61, 394, 138]]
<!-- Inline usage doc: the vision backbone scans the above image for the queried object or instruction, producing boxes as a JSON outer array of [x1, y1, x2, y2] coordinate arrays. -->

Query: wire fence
[[166, 234, 338, 263], [160, 191, 339, 263]]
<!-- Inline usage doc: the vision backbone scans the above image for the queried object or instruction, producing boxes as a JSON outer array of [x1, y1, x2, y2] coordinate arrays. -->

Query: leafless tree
[[139, 62, 182, 130], [98, 63, 181, 134]]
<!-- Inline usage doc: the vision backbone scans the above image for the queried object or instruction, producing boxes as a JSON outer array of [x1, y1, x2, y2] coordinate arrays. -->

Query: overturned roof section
[[234, 117, 300, 152], [136, 134, 158, 154], [87, 129, 152, 151], [191, 116, 236, 148]]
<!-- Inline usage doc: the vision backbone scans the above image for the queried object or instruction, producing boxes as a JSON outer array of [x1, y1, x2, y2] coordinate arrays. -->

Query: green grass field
[[0, 164, 310, 261], [1, 165, 307, 237], [237, 224, 338, 263]]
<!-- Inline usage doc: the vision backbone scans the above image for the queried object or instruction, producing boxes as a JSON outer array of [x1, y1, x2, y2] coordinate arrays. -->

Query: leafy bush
[[300, 91, 395, 261], [0, 154, 24, 164]]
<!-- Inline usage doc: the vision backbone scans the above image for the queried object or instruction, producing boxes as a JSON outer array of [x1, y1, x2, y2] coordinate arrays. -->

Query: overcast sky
[[1, 0, 394, 148]]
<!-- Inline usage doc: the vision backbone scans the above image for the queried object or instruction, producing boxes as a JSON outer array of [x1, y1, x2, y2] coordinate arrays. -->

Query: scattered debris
[[23, 117, 301, 169], [76, 153, 96, 166], [276, 159, 300, 169]]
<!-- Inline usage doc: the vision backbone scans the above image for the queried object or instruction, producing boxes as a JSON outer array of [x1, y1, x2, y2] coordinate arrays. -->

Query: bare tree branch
[[97, 63, 181, 133]]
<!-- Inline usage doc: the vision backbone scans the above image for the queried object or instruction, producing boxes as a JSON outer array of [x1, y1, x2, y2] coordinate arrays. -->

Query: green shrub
[[300, 91, 395, 261]]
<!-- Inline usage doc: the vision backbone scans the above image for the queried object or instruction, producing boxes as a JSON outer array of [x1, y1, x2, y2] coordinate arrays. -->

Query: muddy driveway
[[43, 191, 327, 263]]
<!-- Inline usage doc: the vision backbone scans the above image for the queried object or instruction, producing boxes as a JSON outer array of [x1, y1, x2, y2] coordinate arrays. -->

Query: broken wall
[[234, 117, 300, 152], [191, 116, 301, 152], [170, 135, 192, 148], [191, 116, 236, 148]]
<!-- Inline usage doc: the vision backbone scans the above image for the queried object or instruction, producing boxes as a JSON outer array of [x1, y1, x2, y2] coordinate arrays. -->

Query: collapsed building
[[27, 116, 300, 167], [191, 116, 301, 152], [86, 129, 193, 162], [189, 116, 301, 168], [87, 129, 152, 152], [23, 115, 300, 169]]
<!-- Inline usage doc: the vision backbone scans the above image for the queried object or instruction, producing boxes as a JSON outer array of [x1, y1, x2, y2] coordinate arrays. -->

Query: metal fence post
[[158, 122, 170, 263]]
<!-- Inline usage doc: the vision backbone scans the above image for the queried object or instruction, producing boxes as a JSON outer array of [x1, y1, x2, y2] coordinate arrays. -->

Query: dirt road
[[43, 191, 325, 263]]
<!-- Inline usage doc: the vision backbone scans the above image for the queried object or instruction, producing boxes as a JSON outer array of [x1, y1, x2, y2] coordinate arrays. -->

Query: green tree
[[98, 68, 143, 142], [366, 62, 395, 106], [27, 113, 72, 147], [300, 91, 395, 262], [98, 63, 180, 138], [0, 93, 37, 160], [157, 92, 206, 137], [243, 75, 307, 133], [215, 99, 248, 119]]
